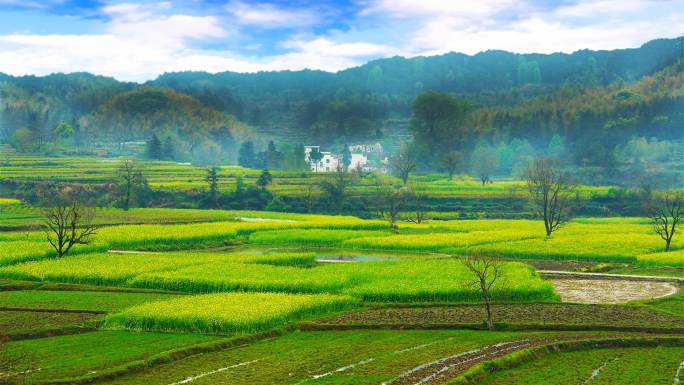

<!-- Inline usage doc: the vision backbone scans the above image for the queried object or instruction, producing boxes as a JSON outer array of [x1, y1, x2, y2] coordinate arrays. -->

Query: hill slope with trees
[[0, 37, 682, 167]]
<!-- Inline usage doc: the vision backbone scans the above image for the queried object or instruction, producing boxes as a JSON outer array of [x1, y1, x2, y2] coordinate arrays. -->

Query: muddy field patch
[[550, 278, 677, 304]]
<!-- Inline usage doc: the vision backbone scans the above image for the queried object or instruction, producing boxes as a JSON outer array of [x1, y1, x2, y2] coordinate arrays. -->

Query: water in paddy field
[[315, 255, 398, 263]]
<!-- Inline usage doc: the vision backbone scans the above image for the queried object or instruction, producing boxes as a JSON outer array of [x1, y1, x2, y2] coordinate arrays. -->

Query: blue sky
[[0, 0, 682, 81]]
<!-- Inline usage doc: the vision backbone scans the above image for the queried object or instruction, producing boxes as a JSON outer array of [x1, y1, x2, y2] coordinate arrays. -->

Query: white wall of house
[[349, 153, 367, 171], [304, 146, 320, 162], [320, 153, 339, 172], [306, 143, 386, 173], [308, 151, 340, 172]]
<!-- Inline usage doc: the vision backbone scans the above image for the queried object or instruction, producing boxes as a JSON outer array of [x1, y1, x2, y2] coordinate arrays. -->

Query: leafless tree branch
[[524, 158, 575, 237], [43, 202, 97, 258], [461, 251, 504, 330], [649, 190, 684, 251]]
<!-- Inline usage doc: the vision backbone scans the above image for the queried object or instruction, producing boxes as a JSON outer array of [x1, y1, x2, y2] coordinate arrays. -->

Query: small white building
[[304, 146, 340, 172], [349, 152, 368, 171], [318, 152, 340, 172], [303, 146, 319, 161], [305, 143, 386, 173]]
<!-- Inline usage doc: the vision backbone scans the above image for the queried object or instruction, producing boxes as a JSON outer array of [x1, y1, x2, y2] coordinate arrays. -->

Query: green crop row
[[0, 154, 614, 199], [0, 250, 557, 303], [101, 292, 357, 334], [3, 214, 683, 271], [0, 213, 389, 265]]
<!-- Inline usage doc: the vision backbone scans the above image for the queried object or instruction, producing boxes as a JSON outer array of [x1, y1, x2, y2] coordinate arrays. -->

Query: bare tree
[[378, 186, 408, 232], [116, 159, 146, 211], [43, 202, 97, 258], [406, 188, 428, 224], [391, 144, 417, 186], [320, 165, 355, 214], [304, 181, 319, 214], [471, 145, 498, 185], [649, 190, 684, 251], [372, 175, 389, 220], [461, 252, 504, 330], [524, 158, 575, 237], [441, 150, 462, 180]]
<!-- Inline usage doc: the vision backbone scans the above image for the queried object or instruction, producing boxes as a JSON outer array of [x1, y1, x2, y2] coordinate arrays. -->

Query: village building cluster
[[304, 143, 388, 173]]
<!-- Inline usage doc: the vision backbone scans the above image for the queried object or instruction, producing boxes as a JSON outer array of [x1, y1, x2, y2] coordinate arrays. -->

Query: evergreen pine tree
[[238, 141, 256, 168], [256, 169, 273, 189], [146, 134, 162, 160], [234, 175, 244, 198], [205, 166, 219, 208], [342, 143, 352, 171], [162, 136, 175, 160]]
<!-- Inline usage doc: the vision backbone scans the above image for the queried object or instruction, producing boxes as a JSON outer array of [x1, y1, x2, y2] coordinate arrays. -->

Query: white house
[[318, 152, 340, 172], [304, 146, 340, 172], [303, 146, 319, 161], [305, 143, 386, 173], [349, 152, 367, 170]]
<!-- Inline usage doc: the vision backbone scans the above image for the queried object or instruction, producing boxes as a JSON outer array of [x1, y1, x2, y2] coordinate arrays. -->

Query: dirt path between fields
[[538, 270, 684, 283], [107, 250, 159, 254], [237, 217, 294, 223]]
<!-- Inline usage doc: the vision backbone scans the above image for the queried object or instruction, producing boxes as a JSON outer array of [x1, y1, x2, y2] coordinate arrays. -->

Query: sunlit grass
[[101, 292, 357, 334]]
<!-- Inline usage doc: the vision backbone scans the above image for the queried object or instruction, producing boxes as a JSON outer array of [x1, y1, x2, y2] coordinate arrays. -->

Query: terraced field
[[1, 209, 683, 384], [0, 154, 565, 198], [0, 153, 623, 223], [476, 344, 684, 385], [2, 211, 684, 267]]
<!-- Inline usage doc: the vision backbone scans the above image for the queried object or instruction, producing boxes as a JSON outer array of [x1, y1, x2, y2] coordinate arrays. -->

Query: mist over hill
[[1, 37, 683, 177]]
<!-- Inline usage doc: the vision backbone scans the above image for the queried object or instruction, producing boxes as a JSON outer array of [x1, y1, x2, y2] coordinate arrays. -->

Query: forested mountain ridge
[[0, 37, 683, 164], [473, 59, 684, 143], [149, 38, 684, 143]]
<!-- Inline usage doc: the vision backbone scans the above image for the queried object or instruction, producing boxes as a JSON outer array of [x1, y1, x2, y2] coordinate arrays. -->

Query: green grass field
[[1, 205, 683, 385], [0, 290, 181, 312], [94, 330, 612, 385], [1, 154, 605, 199], [478, 346, 684, 385], [646, 288, 684, 317], [3, 208, 683, 267], [3, 331, 221, 383], [0, 310, 96, 338], [0, 250, 557, 303]]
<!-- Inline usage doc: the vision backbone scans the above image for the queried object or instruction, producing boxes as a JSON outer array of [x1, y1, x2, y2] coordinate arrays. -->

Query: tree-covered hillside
[[0, 37, 682, 166], [82, 87, 254, 162]]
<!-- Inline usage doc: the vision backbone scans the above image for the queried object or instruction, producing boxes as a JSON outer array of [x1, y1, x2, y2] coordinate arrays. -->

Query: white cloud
[[553, 0, 652, 18], [0, 30, 391, 81], [0, 0, 682, 81], [103, 2, 226, 48], [368, 0, 684, 56], [282, 37, 393, 58], [226, 0, 319, 28], [0, 0, 396, 81], [0, 2, 233, 81], [408, 16, 684, 56], [360, 0, 521, 19]]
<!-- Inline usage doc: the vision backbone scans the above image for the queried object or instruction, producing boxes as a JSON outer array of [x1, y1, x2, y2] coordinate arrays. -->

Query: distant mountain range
[[1, 37, 683, 157]]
